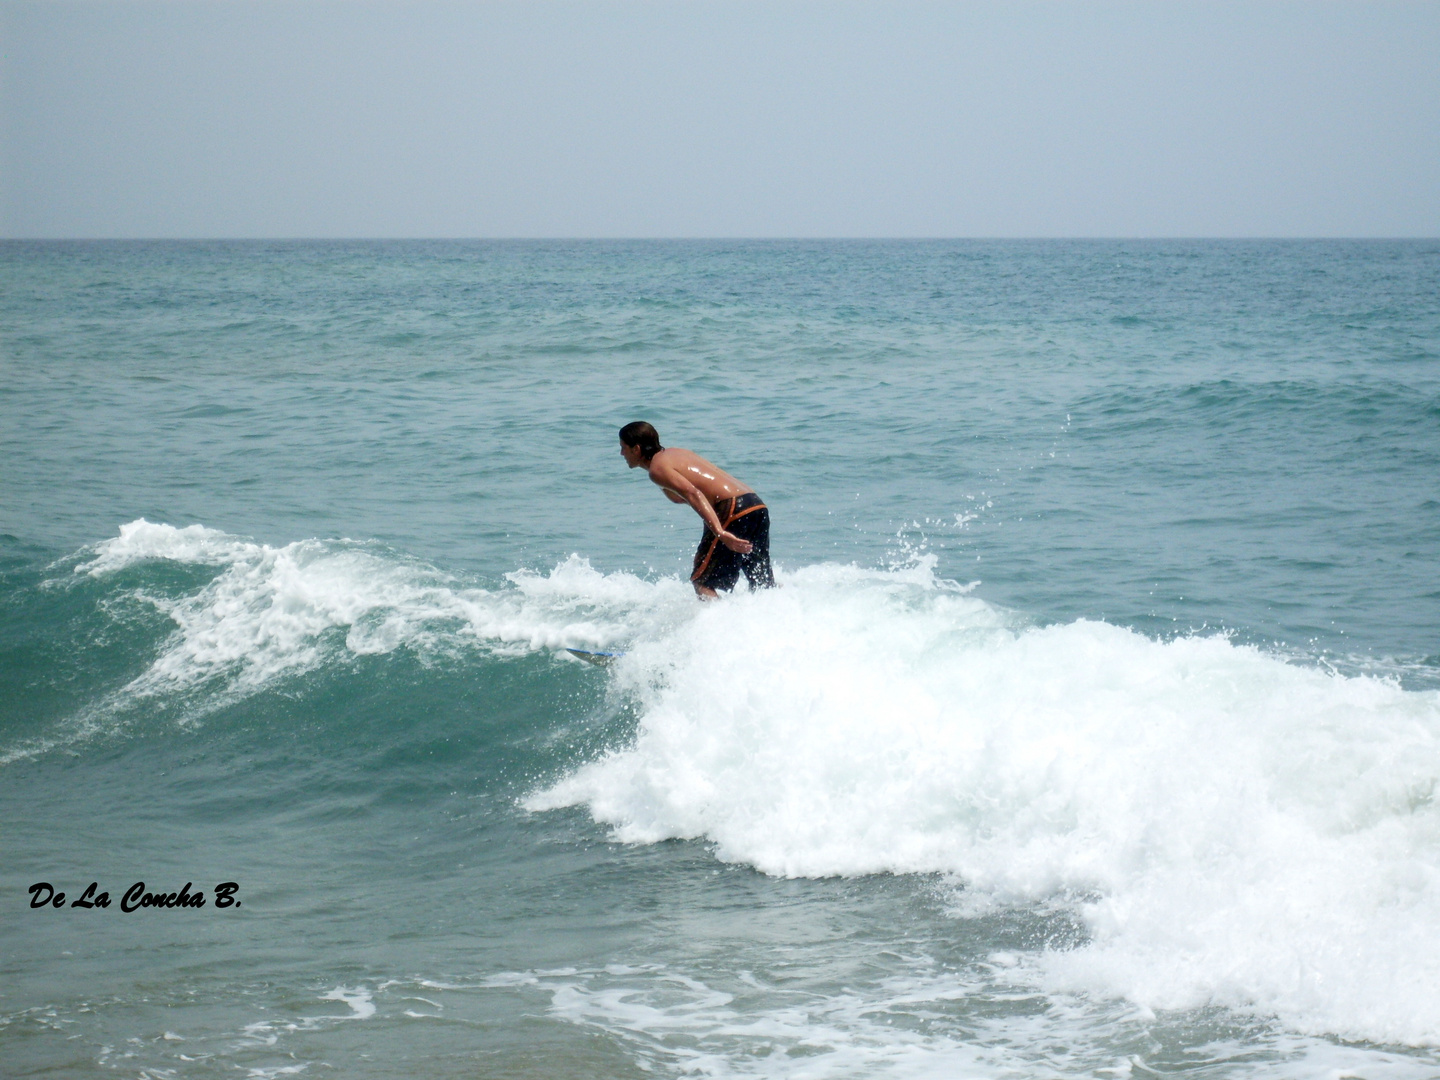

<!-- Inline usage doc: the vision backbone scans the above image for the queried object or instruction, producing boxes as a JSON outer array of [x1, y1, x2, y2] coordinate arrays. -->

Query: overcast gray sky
[[2, 1, 1437, 238]]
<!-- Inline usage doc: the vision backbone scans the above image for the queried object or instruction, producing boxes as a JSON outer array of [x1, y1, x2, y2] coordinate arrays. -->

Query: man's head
[[619, 421, 663, 467]]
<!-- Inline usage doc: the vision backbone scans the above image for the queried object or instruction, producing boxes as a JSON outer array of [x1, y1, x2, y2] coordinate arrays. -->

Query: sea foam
[[526, 560, 1440, 1047], [72, 518, 690, 701]]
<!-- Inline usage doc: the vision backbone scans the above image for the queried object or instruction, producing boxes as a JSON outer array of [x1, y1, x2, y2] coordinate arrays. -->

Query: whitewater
[[30, 516, 1440, 1056]]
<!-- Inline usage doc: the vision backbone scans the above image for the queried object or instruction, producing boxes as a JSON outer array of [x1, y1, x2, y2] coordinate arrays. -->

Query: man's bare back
[[649, 447, 753, 502]]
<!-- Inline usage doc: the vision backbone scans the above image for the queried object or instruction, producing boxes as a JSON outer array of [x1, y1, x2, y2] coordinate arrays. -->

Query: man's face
[[620, 439, 644, 468]]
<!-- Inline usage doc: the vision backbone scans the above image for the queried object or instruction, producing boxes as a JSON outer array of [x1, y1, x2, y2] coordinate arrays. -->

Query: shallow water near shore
[[3, 239, 1439, 1077]]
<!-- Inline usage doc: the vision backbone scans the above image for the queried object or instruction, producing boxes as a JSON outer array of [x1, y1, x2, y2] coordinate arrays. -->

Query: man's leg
[[739, 508, 774, 589], [693, 533, 739, 598]]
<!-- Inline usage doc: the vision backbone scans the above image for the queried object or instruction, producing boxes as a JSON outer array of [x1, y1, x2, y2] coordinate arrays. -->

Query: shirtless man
[[619, 421, 775, 598]]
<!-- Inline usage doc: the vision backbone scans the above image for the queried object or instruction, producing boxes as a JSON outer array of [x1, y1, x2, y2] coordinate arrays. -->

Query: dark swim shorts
[[692, 493, 775, 592]]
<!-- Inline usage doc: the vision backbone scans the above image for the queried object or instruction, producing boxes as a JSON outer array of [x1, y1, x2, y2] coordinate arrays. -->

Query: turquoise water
[[2, 240, 1439, 1077]]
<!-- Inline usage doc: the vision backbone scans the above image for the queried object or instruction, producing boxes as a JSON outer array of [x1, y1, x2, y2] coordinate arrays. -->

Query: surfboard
[[565, 648, 624, 666]]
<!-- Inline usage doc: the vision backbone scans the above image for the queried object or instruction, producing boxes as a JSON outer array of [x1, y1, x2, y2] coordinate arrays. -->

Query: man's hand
[[719, 531, 753, 554]]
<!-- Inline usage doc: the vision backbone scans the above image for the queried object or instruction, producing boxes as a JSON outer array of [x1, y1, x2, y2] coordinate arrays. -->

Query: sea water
[[2, 239, 1438, 1078]]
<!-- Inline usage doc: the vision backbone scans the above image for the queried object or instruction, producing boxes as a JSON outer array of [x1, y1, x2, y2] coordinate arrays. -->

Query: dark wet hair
[[619, 421, 663, 460]]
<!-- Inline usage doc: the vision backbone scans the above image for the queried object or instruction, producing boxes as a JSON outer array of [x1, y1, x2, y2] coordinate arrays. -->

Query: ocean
[[2, 239, 1438, 1078]]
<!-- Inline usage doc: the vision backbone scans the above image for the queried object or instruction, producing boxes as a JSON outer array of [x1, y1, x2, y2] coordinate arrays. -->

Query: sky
[[2, 1, 1437, 238]]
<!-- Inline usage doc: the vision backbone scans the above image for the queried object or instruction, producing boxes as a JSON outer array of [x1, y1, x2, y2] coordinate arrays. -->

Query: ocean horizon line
[[4, 234, 1438, 244]]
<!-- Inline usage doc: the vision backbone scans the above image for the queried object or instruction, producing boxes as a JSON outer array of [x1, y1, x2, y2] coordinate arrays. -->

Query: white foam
[[71, 519, 693, 704], [526, 560, 1440, 1047]]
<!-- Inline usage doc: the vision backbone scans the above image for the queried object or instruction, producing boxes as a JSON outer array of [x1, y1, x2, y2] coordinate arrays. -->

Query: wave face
[[528, 559, 1440, 1047], [3, 518, 695, 766]]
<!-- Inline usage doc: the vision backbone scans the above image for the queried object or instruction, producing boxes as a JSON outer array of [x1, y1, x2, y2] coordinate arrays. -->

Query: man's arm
[[651, 468, 753, 553]]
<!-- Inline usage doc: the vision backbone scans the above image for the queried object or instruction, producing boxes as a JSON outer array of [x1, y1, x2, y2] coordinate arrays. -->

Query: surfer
[[619, 421, 775, 598]]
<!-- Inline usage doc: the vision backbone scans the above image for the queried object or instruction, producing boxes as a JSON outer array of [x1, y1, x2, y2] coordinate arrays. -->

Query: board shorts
[[692, 493, 775, 592]]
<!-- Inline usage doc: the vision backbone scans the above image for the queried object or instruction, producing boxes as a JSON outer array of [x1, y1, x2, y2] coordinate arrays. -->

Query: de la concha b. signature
[[28, 881, 240, 912]]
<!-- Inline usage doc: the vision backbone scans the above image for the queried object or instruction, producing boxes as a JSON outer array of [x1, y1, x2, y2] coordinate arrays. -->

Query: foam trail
[[507, 963, 1437, 1080], [527, 561, 1440, 1047]]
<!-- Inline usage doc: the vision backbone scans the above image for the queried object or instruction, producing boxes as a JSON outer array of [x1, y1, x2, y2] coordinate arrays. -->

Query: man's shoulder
[[645, 449, 678, 479], [648, 447, 693, 471]]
